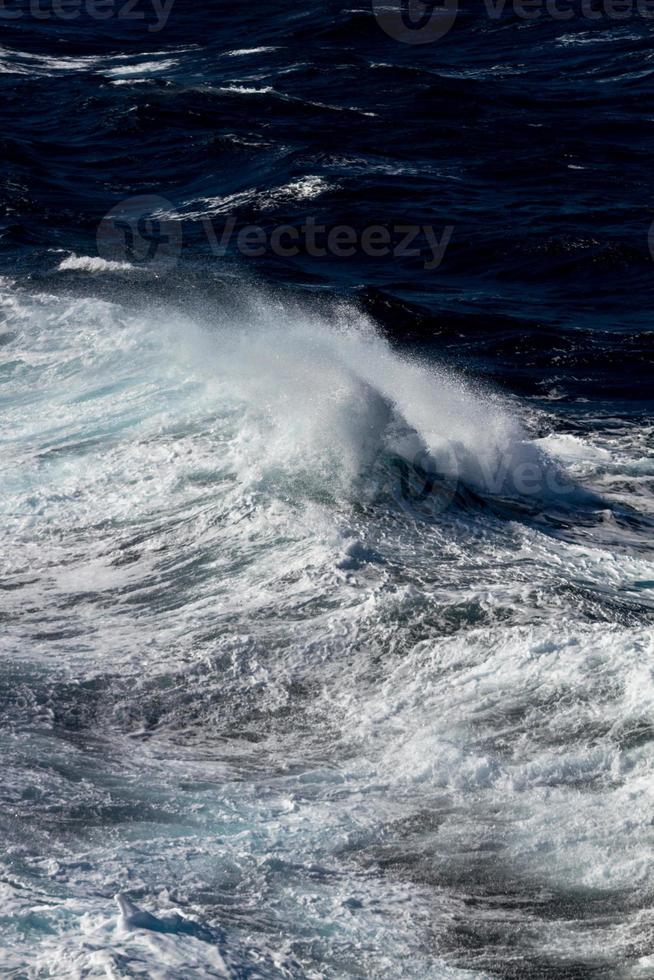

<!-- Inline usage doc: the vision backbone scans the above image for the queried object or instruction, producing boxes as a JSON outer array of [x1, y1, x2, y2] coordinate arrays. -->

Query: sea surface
[[1, 3, 654, 977]]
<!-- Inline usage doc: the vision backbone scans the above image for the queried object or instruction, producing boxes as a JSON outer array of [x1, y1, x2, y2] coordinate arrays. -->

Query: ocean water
[[1, 4, 654, 978]]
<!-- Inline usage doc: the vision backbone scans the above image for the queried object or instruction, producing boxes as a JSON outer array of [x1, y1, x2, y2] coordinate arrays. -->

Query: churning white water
[[1, 280, 653, 978]]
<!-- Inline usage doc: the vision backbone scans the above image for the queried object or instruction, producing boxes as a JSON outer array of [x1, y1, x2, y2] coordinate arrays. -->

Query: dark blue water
[[3, 3, 654, 398], [1, 4, 654, 978]]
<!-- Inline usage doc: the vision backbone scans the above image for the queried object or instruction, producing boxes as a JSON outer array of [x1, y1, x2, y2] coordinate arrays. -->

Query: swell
[[3, 9, 654, 351]]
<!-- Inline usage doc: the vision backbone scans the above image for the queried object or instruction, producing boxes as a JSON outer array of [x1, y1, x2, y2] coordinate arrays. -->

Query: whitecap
[[57, 254, 141, 273]]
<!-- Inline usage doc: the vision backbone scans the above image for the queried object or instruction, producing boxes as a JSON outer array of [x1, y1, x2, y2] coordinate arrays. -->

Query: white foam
[[173, 175, 333, 219], [0, 46, 189, 78], [537, 433, 612, 464], [259, 174, 333, 206], [217, 84, 275, 95], [226, 47, 280, 57], [110, 78, 152, 87], [103, 59, 179, 78], [57, 254, 140, 273]]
